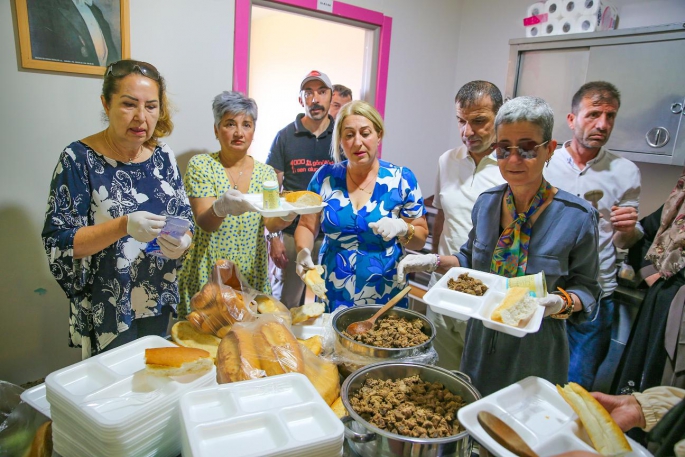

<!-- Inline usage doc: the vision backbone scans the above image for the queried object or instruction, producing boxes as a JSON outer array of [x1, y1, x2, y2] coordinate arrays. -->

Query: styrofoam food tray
[[20, 383, 51, 419], [45, 336, 216, 429], [423, 267, 544, 337], [245, 193, 327, 217], [458, 376, 651, 457], [290, 314, 327, 340], [181, 373, 344, 457]]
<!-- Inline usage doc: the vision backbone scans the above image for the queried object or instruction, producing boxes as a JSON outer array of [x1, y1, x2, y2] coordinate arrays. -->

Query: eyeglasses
[[105, 60, 161, 81], [492, 140, 549, 159], [301, 88, 330, 100]]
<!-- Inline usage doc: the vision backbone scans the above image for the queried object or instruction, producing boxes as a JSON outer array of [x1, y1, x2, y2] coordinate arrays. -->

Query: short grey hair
[[212, 91, 258, 127], [495, 96, 554, 142]]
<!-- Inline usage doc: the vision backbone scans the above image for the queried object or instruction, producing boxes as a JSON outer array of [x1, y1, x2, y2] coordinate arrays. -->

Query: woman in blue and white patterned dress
[[42, 60, 193, 358], [294, 100, 428, 311]]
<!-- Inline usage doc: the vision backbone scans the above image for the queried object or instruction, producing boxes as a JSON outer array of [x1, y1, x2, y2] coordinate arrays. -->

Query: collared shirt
[[544, 141, 642, 295], [433, 145, 505, 255], [72, 0, 108, 66]]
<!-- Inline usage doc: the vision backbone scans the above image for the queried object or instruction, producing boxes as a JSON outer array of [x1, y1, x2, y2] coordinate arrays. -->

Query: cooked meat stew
[[447, 273, 488, 296], [349, 375, 466, 438], [343, 315, 429, 348]]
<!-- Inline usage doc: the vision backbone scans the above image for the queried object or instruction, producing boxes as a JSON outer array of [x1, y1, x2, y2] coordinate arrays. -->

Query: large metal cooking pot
[[332, 306, 436, 359], [341, 362, 481, 457]]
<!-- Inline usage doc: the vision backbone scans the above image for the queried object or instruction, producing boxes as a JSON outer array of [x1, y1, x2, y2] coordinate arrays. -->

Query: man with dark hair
[[266, 70, 336, 308], [545, 80, 642, 389], [329, 84, 353, 120], [428, 80, 506, 370]]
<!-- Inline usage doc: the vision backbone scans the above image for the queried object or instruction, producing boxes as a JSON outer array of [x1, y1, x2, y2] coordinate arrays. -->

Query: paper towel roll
[[527, 2, 546, 17], [543, 18, 563, 36], [562, 0, 580, 16], [575, 14, 597, 32], [545, 0, 563, 18], [559, 16, 576, 34], [579, 0, 601, 16], [525, 25, 543, 38]]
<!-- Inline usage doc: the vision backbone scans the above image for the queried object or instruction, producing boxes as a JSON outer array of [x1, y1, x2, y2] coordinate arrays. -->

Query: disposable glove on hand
[[397, 254, 438, 283], [157, 233, 192, 259], [369, 218, 409, 241], [296, 248, 316, 280], [538, 294, 565, 317], [127, 211, 166, 242], [212, 189, 258, 217]]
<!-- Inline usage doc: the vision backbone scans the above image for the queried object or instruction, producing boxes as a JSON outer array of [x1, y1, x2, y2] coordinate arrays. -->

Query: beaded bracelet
[[550, 287, 574, 319]]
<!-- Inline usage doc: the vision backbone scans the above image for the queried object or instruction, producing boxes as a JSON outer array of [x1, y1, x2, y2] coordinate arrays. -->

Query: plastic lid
[[263, 180, 278, 189]]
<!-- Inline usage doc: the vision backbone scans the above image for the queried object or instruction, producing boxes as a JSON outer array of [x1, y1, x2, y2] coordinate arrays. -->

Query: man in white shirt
[[544, 81, 642, 390], [429, 81, 506, 370]]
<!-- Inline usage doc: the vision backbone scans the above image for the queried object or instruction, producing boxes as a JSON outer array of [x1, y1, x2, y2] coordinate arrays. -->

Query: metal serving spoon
[[477, 411, 539, 457], [345, 286, 412, 336]]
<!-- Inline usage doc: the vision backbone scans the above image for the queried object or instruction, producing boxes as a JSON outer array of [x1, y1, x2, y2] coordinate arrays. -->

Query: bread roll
[[213, 259, 243, 290], [304, 266, 327, 300], [254, 321, 305, 376], [188, 282, 256, 336], [145, 347, 213, 377], [27, 420, 52, 457], [302, 346, 340, 405], [330, 396, 348, 419], [256, 294, 292, 326], [171, 321, 221, 359], [297, 335, 323, 356], [491, 287, 537, 327], [284, 190, 322, 207], [291, 302, 325, 324], [556, 382, 632, 455], [216, 326, 263, 383]]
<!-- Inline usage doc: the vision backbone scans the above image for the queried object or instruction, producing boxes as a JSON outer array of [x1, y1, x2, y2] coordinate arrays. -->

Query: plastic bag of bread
[[300, 343, 340, 406], [254, 293, 292, 326], [216, 315, 305, 383], [187, 260, 259, 337]]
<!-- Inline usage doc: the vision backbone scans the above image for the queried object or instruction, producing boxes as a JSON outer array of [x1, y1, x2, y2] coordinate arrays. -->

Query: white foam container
[[20, 383, 50, 418], [458, 376, 651, 457], [245, 193, 327, 218], [423, 267, 545, 338], [181, 373, 344, 457]]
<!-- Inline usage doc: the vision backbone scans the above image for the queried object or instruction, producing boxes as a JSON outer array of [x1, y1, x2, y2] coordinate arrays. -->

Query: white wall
[[451, 0, 685, 216]]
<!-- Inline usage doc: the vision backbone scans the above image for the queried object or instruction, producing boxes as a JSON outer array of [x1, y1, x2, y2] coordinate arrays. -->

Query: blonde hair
[[331, 100, 384, 163]]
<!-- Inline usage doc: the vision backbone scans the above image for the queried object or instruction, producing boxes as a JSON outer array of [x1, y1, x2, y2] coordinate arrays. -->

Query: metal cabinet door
[[516, 47, 590, 145], [585, 39, 685, 165]]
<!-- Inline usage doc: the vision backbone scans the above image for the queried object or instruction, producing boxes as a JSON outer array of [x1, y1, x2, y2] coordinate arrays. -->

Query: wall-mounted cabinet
[[505, 23, 685, 165]]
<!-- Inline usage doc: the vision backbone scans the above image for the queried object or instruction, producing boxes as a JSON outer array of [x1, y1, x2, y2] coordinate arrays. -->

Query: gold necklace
[[104, 129, 144, 164], [224, 156, 250, 190], [347, 168, 376, 195]]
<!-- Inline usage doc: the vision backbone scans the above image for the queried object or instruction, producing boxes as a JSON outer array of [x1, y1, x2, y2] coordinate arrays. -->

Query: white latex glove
[[538, 294, 565, 317], [397, 254, 438, 283], [157, 233, 192, 259], [212, 189, 258, 217], [369, 217, 409, 241], [127, 211, 166, 242], [296, 248, 315, 280]]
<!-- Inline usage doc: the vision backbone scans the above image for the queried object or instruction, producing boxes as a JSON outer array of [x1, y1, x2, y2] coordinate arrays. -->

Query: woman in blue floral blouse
[[42, 60, 193, 358], [294, 100, 428, 311]]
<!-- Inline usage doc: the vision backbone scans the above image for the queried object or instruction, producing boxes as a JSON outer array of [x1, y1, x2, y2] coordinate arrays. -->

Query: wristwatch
[[266, 231, 282, 241]]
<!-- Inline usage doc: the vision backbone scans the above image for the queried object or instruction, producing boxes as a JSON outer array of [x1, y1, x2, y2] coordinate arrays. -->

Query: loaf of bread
[[171, 321, 221, 359], [303, 266, 327, 300], [302, 345, 340, 405], [291, 302, 325, 324], [556, 382, 632, 455], [188, 281, 256, 337], [284, 190, 322, 207], [216, 326, 263, 383], [254, 321, 305, 376], [255, 294, 292, 326], [330, 396, 348, 419], [491, 287, 537, 327], [297, 335, 323, 356], [145, 347, 213, 377]]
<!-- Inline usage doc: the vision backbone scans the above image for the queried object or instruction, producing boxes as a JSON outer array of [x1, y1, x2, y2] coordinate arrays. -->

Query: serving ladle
[[345, 286, 412, 336]]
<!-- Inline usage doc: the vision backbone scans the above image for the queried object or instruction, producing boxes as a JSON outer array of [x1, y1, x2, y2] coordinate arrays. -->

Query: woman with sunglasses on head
[[177, 91, 295, 317], [42, 59, 193, 358], [399, 96, 601, 396]]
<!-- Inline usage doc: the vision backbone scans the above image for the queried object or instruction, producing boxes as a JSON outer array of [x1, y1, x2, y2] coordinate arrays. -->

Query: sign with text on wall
[[317, 0, 333, 13]]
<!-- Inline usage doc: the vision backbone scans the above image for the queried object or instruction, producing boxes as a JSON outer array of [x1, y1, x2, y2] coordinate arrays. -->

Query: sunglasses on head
[[105, 60, 161, 81], [491, 140, 549, 159]]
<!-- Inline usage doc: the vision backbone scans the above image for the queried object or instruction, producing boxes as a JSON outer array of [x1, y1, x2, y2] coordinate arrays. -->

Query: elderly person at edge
[[178, 92, 294, 317], [42, 59, 193, 358], [399, 96, 601, 396], [294, 100, 428, 311]]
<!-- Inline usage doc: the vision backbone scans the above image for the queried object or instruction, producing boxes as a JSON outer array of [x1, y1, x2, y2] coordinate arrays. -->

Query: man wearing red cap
[[266, 70, 336, 307]]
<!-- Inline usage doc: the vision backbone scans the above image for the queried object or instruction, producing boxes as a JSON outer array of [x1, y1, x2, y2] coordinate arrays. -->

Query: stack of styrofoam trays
[[180, 373, 344, 457], [44, 335, 217, 457]]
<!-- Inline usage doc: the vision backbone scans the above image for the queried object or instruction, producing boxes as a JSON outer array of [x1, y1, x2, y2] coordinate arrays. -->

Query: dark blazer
[[27, 0, 120, 66]]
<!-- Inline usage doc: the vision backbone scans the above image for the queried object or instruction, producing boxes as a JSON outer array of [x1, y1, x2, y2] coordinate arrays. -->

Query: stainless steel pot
[[341, 362, 481, 457], [332, 306, 436, 359]]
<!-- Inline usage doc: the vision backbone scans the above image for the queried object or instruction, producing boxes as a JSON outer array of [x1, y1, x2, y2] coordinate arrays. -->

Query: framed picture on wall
[[15, 0, 130, 76]]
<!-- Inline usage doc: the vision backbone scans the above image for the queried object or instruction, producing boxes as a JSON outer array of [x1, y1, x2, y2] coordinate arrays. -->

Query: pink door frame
[[233, 0, 392, 118]]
